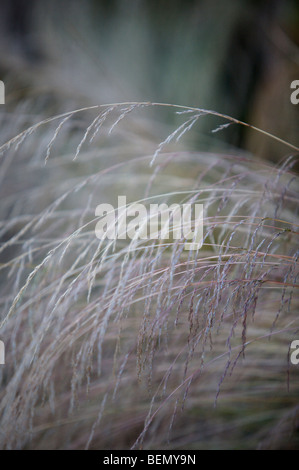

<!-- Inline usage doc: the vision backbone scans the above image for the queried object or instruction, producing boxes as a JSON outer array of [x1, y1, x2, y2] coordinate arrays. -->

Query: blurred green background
[[0, 0, 298, 159]]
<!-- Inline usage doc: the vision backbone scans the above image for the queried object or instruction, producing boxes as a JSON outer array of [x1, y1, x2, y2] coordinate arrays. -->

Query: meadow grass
[[0, 102, 298, 449]]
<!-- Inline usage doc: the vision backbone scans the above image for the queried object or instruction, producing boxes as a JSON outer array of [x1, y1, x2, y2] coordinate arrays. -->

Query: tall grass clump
[[0, 102, 298, 450]]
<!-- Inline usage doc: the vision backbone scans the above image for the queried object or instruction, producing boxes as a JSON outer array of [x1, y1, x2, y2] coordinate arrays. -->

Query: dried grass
[[0, 102, 298, 449]]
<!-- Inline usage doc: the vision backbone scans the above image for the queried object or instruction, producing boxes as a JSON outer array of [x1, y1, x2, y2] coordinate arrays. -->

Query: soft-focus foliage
[[0, 0, 298, 450], [0, 103, 298, 449]]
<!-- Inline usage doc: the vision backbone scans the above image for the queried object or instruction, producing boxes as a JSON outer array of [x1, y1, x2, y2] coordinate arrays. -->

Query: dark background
[[0, 0, 298, 159]]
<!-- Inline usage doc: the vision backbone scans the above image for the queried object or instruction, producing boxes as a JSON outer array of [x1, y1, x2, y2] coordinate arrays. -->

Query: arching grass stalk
[[0, 102, 298, 449]]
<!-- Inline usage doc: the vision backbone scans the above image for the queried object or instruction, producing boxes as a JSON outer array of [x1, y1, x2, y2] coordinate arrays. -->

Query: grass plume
[[0, 102, 298, 450]]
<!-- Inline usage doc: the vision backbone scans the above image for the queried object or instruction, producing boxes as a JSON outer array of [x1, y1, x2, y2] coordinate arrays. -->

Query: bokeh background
[[0, 0, 298, 160], [0, 0, 298, 451]]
